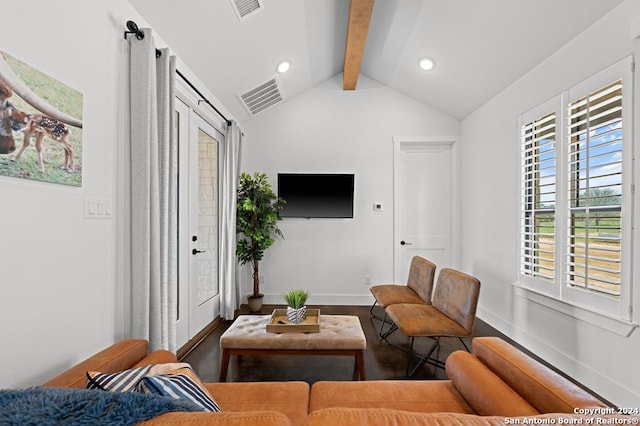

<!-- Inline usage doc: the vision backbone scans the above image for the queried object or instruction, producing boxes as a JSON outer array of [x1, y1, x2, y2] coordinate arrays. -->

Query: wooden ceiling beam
[[343, 0, 375, 90]]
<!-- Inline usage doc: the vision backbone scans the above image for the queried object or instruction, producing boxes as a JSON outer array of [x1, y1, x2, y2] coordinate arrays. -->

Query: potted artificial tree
[[236, 172, 285, 312]]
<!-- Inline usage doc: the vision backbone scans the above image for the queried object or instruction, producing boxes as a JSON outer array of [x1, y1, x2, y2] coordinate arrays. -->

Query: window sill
[[512, 283, 638, 337]]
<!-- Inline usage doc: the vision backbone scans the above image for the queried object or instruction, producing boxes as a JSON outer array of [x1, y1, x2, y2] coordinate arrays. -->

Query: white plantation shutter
[[520, 112, 556, 281], [566, 80, 623, 297], [517, 56, 633, 322]]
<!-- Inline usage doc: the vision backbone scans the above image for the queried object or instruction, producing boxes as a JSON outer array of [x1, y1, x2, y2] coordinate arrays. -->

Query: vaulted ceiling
[[127, 0, 623, 122]]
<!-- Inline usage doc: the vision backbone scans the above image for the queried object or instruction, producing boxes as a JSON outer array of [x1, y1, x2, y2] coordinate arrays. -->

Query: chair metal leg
[[380, 320, 399, 340], [379, 312, 400, 338], [369, 300, 378, 317], [384, 334, 470, 377], [369, 300, 388, 323], [459, 337, 470, 352], [406, 337, 442, 377], [379, 312, 388, 337]]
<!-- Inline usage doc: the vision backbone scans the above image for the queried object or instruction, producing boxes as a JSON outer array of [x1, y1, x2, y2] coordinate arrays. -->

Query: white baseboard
[[262, 293, 375, 306]]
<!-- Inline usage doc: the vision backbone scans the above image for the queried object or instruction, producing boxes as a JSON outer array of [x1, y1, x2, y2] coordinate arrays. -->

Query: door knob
[[192, 249, 206, 255], [400, 240, 413, 246]]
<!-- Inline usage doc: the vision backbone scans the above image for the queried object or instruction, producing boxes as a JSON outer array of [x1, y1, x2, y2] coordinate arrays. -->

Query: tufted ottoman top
[[220, 314, 367, 351]]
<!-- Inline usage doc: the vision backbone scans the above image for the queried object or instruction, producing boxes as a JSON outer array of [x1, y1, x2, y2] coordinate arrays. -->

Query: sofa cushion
[[472, 337, 608, 413], [304, 409, 639, 426], [206, 381, 309, 426], [139, 365, 221, 412], [445, 350, 538, 416], [305, 408, 508, 426], [309, 380, 473, 414], [139, 411, 293, 425]]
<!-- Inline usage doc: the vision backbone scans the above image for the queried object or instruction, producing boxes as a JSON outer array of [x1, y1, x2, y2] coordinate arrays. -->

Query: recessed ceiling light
[[418, 57, 435, 71], [276, 61, 291, 73]]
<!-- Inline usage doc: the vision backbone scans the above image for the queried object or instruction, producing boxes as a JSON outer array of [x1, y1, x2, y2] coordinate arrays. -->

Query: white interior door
[[393, 138, 455, 284], [175, 98, 221, 347]]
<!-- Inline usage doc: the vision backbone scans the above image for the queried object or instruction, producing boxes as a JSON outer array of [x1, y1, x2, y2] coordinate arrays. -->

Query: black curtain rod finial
[[124, 20, 144, 40]]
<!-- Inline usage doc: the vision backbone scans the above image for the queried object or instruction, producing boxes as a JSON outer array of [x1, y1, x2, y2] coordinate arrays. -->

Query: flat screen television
[[278, 173, 355, 218]]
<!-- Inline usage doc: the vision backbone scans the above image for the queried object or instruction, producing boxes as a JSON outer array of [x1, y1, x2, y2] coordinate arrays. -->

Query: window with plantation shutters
[[566, 80, 623, 297], [520, 112, 556, 281], [517, 56, 633, 323]]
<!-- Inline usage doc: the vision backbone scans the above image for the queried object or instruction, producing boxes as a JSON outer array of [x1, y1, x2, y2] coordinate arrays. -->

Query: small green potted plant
[[282, 289, 309, 324], [236, 172, 285, 312]]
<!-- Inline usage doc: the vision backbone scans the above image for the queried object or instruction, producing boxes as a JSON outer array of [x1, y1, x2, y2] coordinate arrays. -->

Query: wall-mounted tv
[[278, 173, 355, 218]]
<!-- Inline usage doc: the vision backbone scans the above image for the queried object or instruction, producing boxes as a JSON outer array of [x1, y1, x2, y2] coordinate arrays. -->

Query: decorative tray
[[266, 309, 321, 333]]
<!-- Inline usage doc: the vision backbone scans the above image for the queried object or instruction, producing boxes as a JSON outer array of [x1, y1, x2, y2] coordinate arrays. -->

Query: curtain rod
[[125, 20, 232, 126], [175, 69, 232, 126]]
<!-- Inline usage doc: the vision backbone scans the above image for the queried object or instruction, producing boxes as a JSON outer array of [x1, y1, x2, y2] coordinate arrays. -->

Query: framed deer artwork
[[0, 51, 83, 187]]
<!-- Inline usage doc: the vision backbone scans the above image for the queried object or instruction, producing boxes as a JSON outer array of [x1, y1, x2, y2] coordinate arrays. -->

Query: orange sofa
[[42, 339, 307, 426], [41, 337, 636, 426], [306, 337, 635, 425]]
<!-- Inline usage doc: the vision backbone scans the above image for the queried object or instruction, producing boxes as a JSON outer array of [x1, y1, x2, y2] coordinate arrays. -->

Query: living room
[[0, 0, 638, 414]]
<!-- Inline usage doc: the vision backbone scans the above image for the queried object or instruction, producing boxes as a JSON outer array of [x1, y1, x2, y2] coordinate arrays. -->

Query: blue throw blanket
[[0, 387, 204, 425]]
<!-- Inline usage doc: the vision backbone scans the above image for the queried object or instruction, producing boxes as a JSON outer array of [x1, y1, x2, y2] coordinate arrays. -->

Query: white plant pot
[[286, 306, 307, 324]]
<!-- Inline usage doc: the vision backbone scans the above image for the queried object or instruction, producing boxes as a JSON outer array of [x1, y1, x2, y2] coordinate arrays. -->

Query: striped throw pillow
[[86, 363, 189, 392], [86, 365, 154, 392], [138, 366, 221, 412]]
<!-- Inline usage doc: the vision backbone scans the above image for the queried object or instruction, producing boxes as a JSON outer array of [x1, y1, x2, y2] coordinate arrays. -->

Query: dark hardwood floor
[[182, 304, 514, 383]]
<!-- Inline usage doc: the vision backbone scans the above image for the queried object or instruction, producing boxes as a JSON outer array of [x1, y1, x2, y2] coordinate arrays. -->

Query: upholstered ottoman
[[219, 314, 367, 381]]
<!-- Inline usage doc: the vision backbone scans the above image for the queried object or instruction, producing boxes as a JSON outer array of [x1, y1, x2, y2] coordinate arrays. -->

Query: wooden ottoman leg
[[356, 350, 366, 380], [219, 349, 231, 382]]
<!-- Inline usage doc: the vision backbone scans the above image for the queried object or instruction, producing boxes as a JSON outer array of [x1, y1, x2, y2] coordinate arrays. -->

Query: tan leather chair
[[383, 268, 481, 376], [369, 256, 436, 334]]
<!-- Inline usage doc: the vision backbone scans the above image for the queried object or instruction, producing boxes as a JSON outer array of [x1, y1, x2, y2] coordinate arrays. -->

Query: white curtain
[[128, 29, 178, 352], [219, 121, 243, 320]]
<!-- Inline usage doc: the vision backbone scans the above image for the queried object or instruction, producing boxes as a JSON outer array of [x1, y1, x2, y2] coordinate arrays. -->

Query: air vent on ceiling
[[239, 77, 285, 116], [231, 0, 264, 21]]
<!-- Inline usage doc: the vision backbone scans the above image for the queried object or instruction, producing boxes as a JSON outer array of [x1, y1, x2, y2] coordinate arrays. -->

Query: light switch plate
[[84, 197, 113, 219]]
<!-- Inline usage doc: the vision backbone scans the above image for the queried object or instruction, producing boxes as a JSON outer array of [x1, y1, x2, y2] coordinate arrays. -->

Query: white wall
[[240, 75, 460, 305], [460, 0, 640, 406], [0, 0, 131, 387], [0, 0, 232, 389]]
